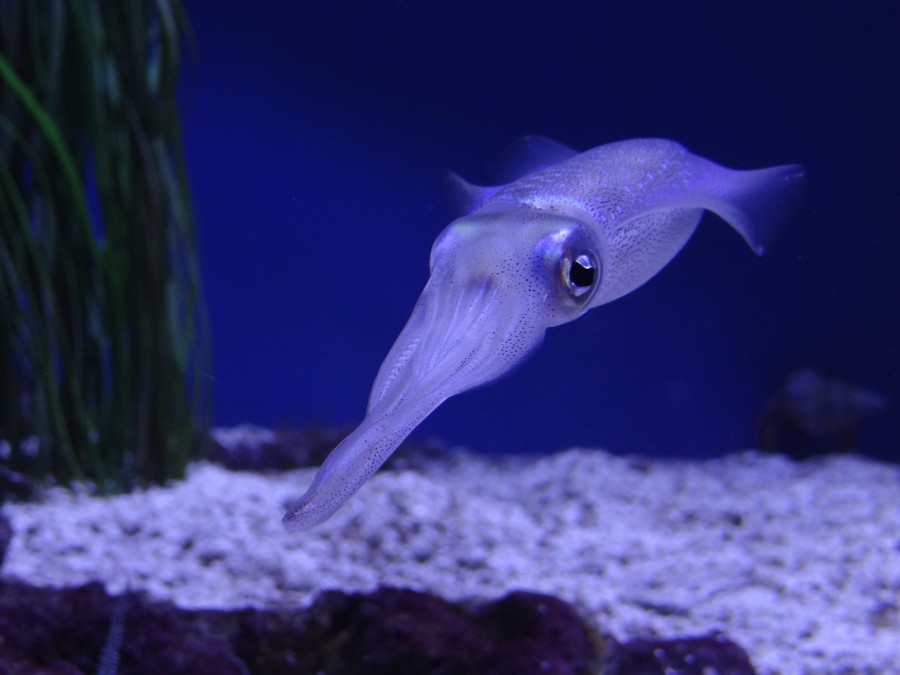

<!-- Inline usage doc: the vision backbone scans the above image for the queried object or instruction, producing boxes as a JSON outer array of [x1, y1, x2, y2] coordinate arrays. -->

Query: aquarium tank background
[[183, 2, 897, 463]]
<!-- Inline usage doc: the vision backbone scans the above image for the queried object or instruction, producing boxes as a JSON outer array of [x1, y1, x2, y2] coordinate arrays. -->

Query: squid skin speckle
[[283, 136, 805, 530]]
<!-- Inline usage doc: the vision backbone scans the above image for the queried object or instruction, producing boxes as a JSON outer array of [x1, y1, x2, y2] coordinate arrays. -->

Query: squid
[[283, 137, 805, 530]]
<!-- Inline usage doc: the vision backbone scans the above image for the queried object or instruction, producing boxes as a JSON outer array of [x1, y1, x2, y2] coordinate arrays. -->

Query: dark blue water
[[182, 2, 899, 461]]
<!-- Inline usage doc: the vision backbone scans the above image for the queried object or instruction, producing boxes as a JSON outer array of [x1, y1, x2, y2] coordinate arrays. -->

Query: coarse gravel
[[2, 439, 898, 675]]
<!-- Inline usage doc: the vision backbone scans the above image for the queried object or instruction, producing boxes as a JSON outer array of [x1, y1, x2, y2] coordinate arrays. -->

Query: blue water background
[[181, 2, 899, 461]]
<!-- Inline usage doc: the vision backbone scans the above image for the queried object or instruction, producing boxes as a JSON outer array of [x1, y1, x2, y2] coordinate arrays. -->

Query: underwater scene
[[1, 1, 898, 673]]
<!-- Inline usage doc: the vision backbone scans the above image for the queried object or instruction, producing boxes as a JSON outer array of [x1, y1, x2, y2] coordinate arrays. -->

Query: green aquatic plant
[[0, 1, 209, 493]]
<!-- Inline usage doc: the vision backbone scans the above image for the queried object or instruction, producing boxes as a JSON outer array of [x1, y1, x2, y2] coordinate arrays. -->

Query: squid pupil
[[571, 256, 595, 288]]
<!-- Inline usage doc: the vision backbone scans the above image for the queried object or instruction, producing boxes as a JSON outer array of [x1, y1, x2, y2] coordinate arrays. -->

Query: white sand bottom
[[2, 447, 898, 674]]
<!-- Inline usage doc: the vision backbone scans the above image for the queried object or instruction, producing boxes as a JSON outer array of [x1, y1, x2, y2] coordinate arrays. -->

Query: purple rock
[[606, 631, 757, 675]]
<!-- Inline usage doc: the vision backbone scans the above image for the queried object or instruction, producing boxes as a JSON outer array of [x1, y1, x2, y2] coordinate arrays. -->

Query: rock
[[0, 580, 240, 674], [759, 367, 888, 456], [605, 632, 757, 674], [0, 512, 11, 569], [0, 580, 758, 674], [206, 423, 447, 472]]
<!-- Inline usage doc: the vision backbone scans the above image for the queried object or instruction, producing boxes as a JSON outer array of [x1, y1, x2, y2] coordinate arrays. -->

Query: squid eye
[[561, 251, 599, 301]]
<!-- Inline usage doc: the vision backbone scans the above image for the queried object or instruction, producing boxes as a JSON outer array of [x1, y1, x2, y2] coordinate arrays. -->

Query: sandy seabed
[[2, 442, 898, 675]]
